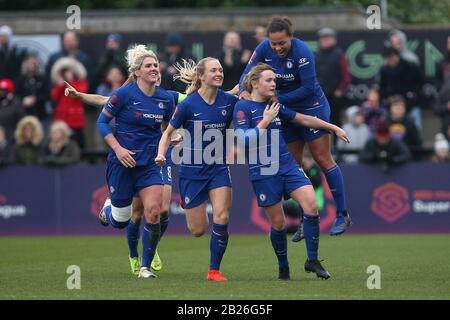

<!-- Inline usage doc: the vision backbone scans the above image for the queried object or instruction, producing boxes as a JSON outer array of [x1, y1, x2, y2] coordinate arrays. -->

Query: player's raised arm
[[64, 81, 108, 107], [292, 113, 349, 144]]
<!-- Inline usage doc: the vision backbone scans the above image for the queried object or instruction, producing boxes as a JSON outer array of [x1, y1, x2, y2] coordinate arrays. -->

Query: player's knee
[[189, 225, 206, 237], [214, 208, 230, 224], [131, 208, 143, 223], [314, 153, 335, 170], [303, 199, 318, 214], [143, 204, 161, 223], [271, 219, 286, 231]]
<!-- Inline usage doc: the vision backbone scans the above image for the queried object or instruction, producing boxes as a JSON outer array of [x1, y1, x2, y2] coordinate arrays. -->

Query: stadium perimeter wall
[[0, 163, 449, 236]]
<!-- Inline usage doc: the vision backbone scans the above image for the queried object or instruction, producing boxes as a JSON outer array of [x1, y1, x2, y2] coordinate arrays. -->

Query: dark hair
[[267, 16, 293, 36], [382, 47, 399, 58]]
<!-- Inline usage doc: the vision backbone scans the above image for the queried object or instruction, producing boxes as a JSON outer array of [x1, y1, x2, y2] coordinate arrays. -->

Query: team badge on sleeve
[[298, 57, 309, 67], [236, 110, 246, 125]]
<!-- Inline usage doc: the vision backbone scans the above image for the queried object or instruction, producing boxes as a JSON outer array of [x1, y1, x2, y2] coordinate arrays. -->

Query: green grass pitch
[[1, 234, 449, 299]]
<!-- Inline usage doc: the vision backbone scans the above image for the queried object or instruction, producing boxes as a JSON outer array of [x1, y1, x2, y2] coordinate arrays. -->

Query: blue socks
[[210, 223, 229, 270], [324, 165, 347, 214], [126, 220, 140, 258], [126, 215, 169, 260], [303, 213, 320, 261], [270, 228, 289, 269], [160, 215, 170, 238], [141, 223, 161, 268]]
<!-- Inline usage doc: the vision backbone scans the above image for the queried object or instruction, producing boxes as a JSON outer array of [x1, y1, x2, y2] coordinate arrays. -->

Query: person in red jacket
[[50, 57, 88, 149]]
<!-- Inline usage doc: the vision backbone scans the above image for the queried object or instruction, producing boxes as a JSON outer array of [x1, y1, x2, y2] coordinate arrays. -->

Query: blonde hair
[[173, 57, 218, 95], [50, 120, 72, 143], [49, 120, 72, 153], [126, 44, 158, 82], [14, 116, 44, 146], [243, 63, 274, 93]]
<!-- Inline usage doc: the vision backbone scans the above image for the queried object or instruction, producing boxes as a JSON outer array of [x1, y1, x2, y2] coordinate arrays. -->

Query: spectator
[[95, 33, 127, 88], [217, 31, 252, 91], [387, 95, 422, 158], [315, 27, 351, 128], [388, 29, 420, 66], [361, 88, 387, 135], [96, 65, 126, 97], [0, 25, 27, 80], [360, 122, 411, 169], [433, 37, 450, 126], [436, 35, 450, 90], [444, 118, 450, 144], [0, 78, 24, 142], [0, 125, 14, 166], [50, 57, 88, 150], [431, 133, 450, 163], [337, 106, 371, 163], [14, 54, 49, 123], [40, 120, 80, 166], [433, 71, 450, 127], [379, 47, 424, 130], [13, 115, 43, 165], [254, 25, 267, 47], [160, 32, 193, 93], [45, 31, 92, 85]]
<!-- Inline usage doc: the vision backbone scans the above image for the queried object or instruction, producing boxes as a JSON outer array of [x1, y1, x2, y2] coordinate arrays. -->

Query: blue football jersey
[[104, 82, 174, 166], [169, 90, 238, 179], [239, 38, 325, 111], [233, 99, 299, 180]]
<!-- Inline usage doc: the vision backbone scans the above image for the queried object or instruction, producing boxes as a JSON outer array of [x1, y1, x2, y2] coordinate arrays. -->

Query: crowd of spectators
[[0, 23, 449, 168]]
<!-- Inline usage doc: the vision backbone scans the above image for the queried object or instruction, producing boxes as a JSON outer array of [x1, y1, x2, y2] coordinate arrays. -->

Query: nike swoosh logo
[[133, 102, 141, 105], [251, 110, 257, 113], [265, 59, 272, 62], [310, 128, 319, 133], [194, 113, 202, 117]]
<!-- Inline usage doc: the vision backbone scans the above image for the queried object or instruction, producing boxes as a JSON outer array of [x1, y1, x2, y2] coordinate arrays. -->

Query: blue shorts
[[251, 165, 311, 207], [179, 168, 232, 209], [282, 96, 331, 143], [161, 165, 172, 186], [106, 162, 163, 207]]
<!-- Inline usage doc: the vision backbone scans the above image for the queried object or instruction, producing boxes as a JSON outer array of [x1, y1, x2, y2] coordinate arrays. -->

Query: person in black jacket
[[359, 122, 412, 170], [379, 47, 424, 130], [0, 25, 27, 80], [216, 31, 252, 91], [14, 54, 49, 123], [315, 27, 351, 128]]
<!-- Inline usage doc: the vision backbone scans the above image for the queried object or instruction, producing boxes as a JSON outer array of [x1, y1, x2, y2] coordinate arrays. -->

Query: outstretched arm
[[292, 113, 350, 144], [64, 81, 108, 107]]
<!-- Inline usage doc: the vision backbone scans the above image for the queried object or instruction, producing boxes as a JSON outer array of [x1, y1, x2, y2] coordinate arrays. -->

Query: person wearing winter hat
[[337, 106, 371, 163], [431, 133, 450, 163]]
